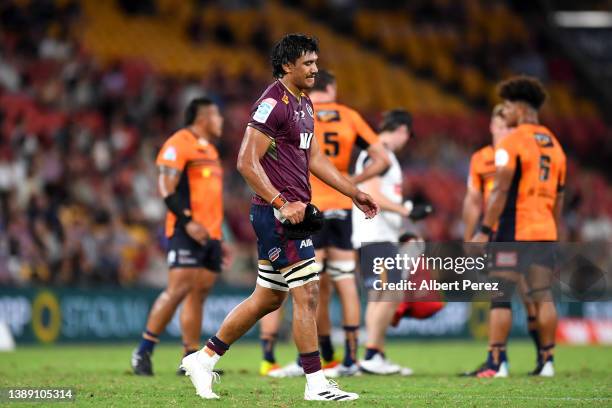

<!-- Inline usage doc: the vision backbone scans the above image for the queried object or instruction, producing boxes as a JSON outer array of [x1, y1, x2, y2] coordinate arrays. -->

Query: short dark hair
[[498, 75, 547, 110], [184, 97, 214, 126], [312, 69, 335, 92], [271, 33, 319, 79], [379, 109, 413, 134]]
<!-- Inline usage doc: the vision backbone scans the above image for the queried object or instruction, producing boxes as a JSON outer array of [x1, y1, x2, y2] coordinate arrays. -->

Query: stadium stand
[[0, 0, 610, 288]]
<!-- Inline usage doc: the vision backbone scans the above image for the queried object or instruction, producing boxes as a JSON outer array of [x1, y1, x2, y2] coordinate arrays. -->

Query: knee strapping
[[326, 260, 356, 281]]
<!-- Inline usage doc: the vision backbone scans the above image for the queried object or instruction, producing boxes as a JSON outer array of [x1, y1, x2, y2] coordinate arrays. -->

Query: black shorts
[[167, 229, 222, 272], [312, 209, 353, 250], [487, 241, 557, 274]]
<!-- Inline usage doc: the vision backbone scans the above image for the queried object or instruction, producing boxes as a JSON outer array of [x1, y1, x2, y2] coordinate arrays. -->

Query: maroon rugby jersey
[[247, 81, 315, 204]]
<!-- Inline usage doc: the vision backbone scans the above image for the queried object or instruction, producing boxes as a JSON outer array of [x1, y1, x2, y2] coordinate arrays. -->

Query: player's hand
[[280, 201, 307, 225], [221, 241, 234, 270], [470, 232, 490, 244], [353, 191, 379, 219], [466, 231, 489, 257], [185, 220, 209, 244]]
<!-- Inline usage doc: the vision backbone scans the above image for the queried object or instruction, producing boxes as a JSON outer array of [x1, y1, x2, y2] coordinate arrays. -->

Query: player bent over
[[470, 76, 566, 378], [180, 34, 378, 401], [131, 98, 229, 375], [353, 110, 429, 375]]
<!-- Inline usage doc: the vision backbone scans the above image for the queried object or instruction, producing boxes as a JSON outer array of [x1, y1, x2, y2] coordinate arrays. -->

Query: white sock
[[305, 370, 328, 389], [197, 349, 220, 369]]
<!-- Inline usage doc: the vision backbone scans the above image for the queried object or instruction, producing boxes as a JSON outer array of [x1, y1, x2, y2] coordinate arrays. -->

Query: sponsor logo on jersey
[[282, 94, 289, 104], [316, 110, 340, 122], [162, 146, 177, 161], [306, 104, 314, 118], [253, 98, 277, 123], [299, 132, 314, 149]]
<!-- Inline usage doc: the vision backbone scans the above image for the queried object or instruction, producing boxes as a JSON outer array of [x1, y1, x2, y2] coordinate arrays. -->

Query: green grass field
[[1, 341, 611, 407]]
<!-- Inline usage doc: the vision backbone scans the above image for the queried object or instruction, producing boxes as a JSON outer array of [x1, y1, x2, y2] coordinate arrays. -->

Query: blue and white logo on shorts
[[268, 247, 282, 262]]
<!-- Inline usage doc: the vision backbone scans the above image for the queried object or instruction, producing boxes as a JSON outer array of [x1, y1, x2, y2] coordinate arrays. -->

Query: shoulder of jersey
[[167, 128, 191, 144], [476, 144, 494, 157]]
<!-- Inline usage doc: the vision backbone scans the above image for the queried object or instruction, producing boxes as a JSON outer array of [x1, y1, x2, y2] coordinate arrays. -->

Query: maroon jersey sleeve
[[247, 95, 287, 139]]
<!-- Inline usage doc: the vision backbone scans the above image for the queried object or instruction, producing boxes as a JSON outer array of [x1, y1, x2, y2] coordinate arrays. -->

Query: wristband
[[270, 193, 288, 210], [164, 193, 192, 226], [479, 225, 493, 235]]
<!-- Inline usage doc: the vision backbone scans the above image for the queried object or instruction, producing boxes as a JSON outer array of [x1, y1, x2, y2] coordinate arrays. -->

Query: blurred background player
[[471, 76, 566, 378], [180, 34, 378, 401], [259, 69, 389, 378], [352, 109, 426, 375], [461, 105, 542, 377], [131, 97, 227, 376]]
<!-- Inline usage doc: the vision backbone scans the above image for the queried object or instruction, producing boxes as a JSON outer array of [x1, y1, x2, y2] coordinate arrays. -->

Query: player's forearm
[[462, 193, 483, 241], [365, 188, 407, 215], [351, 144, 390, 185], [310, 155, 358, 199], [481, 189, 507, 229], [237, 158, 280, 203]]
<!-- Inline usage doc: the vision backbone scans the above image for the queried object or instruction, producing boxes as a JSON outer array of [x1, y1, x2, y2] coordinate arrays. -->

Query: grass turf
[[0, 341, 611, 407]]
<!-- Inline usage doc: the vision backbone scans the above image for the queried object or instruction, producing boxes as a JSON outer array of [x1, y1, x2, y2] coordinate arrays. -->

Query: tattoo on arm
[[158, 166, 181, 177]]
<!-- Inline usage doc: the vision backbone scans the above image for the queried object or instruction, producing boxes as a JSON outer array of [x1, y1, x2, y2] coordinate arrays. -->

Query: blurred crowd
[[0, 0, 610, 288]]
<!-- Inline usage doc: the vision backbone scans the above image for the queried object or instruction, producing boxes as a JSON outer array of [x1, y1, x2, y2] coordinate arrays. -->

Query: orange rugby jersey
[[310, 102, 379, 210], [156, 129, 223, 239], [494, 124, 566, 241]]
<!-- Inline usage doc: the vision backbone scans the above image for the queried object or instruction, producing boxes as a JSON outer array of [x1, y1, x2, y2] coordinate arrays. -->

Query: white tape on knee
[[327, 260, 356, 281]]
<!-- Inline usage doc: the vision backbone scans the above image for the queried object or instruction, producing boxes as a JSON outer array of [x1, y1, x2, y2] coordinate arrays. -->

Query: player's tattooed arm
[[158, 165, 209, 242], [462, 186, 484, 241], [350, 142, 390, 185], [158, 165, 182, 197], [237, 126, 281, 202]]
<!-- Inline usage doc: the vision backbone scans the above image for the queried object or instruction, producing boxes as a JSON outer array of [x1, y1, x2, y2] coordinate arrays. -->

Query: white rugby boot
[[304, 379, 359, 401], [180, 350, 220, 399]]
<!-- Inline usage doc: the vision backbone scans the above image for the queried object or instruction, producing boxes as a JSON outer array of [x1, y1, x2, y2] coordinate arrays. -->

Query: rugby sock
[[299, 350, 322, 374], [527, 315, 541, 363], [343, 326, 359, 367], [138, 330, 159, 355], [540, 343, 555, 362], [486, 343, 507, 369], [318, 335, 334, 362], [260, 333, 277, 364], [205, 336, 229, 357], [364, 347, 379, 361]]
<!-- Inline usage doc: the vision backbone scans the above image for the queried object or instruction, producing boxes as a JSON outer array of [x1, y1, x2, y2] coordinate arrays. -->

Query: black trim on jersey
[[355, 134, 370, 150], [496, 156, 521, 242]]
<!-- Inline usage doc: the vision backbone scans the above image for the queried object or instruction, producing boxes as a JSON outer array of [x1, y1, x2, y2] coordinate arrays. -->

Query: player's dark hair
[[498, 75, 547, 110], [379, 109, 413, 133], [184, 97, 214, 126], [312, 69, 335, 92], [271, 33, 319, 79]]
